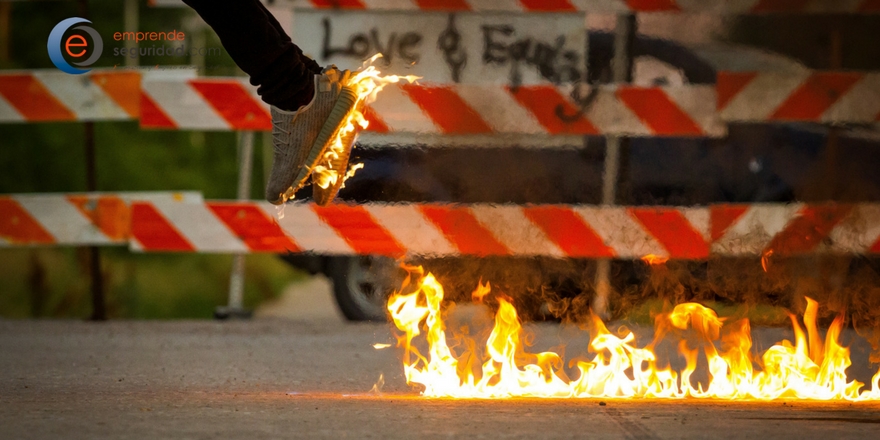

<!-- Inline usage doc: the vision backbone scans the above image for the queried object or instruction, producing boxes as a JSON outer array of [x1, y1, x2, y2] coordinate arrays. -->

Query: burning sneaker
[[310, 99, 365, 206], [265, 66, 358, 205]]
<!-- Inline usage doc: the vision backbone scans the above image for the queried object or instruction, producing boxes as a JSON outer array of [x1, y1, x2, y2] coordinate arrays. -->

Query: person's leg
[[182, 0, 360, 206], [182, 0, 321, 111]]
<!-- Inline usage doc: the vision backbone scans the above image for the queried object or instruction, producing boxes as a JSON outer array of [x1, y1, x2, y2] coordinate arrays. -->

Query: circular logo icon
[[47, 17, 103, 75]]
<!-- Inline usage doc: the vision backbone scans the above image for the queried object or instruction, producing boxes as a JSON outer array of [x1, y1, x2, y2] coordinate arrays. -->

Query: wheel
[[327, 256, 403, 321]]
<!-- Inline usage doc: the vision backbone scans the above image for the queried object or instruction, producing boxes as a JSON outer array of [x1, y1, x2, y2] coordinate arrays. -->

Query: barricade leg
[[215, 131, 255, 319], [593, 14, 636, 319]]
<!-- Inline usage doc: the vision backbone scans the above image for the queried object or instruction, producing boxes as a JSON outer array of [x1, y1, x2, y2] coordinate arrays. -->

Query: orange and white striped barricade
[[0, 192, 202, 247], [149, 0, 880, 14], [128, 200, 880, 259], [130, 200, 713, 258], [140, 78, 723, 137], [711, 203, 880, 257], [0, 69, 140, 123], [718, 71, 880, 124]]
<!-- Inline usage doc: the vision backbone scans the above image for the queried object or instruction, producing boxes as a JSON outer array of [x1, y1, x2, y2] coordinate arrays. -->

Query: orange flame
[[311, 55, 419, 190], [387, 268, 880, 400], [641, 254, 669, 266]]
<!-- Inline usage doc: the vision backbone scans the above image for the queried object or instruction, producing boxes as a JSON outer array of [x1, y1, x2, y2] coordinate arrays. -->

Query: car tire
[[327, 256, 402, 321]]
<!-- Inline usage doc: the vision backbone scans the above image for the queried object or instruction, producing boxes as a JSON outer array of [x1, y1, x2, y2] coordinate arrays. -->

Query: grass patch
[[0, 247, 306, 319]]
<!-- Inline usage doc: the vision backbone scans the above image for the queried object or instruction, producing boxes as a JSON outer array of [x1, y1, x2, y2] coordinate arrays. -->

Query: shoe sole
[[311, 122, 357, 206], [275, 85, 359, 205]]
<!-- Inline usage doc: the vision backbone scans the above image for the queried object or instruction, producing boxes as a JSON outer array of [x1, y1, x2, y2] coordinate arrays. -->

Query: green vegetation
[[0, 248, 305, 319], [0, 1, 303, 319]]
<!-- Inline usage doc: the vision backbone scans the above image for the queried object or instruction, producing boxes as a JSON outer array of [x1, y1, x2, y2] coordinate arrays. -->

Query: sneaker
[[265, 66, 358, 205], [310, 102, 362, 206]]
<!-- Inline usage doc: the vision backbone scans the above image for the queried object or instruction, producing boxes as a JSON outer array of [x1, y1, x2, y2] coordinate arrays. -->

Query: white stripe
[[827, 204, 880, 253], [32, 71, 129, 121], [368, 84, 440, 133], [574, 207, 666, 258], [569, 0, 631, 13], [271, 204, 354, 254], [14, 195, 108, 245], [157, 202, 247, 252], [585, 88, 649, 136], [360, 0, 418, 10], [681, 207, 711, 243], [712, 204, 803, 256], [467, 0, 523, 11], [471, 206, 565, 257], [823, 74, 880, 124], [663, 85, 725, 136], [720, 71, 810, 122], [455, 85, 546, 134], [0, 95, 24, 122], [142, 80, 229, 130], [364, 204, 456, 256]]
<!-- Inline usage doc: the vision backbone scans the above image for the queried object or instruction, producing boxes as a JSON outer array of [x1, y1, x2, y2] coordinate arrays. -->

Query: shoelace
[[270, 115, 292, 155]]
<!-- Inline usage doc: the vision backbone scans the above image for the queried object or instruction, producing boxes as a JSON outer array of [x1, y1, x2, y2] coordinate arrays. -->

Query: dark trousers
[[182, 0, 321, 111]]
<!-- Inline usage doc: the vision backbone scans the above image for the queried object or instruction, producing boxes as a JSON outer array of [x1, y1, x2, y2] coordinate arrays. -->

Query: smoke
[[408, 255, 880, 361]]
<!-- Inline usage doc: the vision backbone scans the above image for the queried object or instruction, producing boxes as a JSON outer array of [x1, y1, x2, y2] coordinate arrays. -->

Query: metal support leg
[[593, 14, 635, 319], [216, 131, 255, 320]]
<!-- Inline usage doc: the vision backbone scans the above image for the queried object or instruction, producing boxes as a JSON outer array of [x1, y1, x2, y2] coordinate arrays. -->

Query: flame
[[641, 254, 669, 266], [387, 267, 880, 400], [761, 249, 773, 272], [311, 55, 420, 190]]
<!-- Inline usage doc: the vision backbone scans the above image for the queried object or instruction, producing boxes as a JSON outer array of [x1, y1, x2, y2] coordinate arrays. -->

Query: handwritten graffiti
[[321, 18, 422, 65], [319, 17, 582, 87], [482, 25, 582, 87], [437, 15, 466, 83]]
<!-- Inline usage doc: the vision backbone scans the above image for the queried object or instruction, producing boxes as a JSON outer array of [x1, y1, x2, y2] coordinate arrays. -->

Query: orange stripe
[[130, 203, 195, 251], [0, 75, 74, 121], [310, 0, 366, 8], [765, 205, 853, 256], [414, 0, 471, 10], [312, 204, 405, 257], [139, 91, 177, 128], [716, 72, 758, 110], [520, 0, 576, 11], [401, 85, 492, 134], [0, 198, 55, 244], [770, 73, 862, 121], [363, 105, 389, 133], [419, 206, 510, 256], [507, 85, 598, 134], [625, 0, 680, 11], [710, 205, 748, 242], [90, 71, 141, 118], [616, 87, 703, 135], [859, 0, 880, 12], [629, 208, 708, 259], [523, 206, 614, 258], [871, 235, 880, 253], [189, 80, 272, 131], [66, 195, 131, 241], [207, 203, 300, 253]]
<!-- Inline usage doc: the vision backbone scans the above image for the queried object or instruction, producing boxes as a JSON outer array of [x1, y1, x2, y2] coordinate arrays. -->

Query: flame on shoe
[[312, 55, 420, 190], [387, 266, 880, 400]]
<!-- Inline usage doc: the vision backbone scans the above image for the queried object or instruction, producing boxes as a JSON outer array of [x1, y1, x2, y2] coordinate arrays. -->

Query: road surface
[[2, 280, 879, 439]]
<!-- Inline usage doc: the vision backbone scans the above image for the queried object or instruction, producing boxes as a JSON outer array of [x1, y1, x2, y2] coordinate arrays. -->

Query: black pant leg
[[182, 0, 321, 111]]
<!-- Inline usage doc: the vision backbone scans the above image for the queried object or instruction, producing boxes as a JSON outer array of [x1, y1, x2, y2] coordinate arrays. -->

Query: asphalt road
[[2, 282, 880, 439]]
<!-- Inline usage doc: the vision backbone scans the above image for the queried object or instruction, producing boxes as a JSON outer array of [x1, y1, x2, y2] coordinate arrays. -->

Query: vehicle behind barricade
[[5, 2, 880, 322]]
